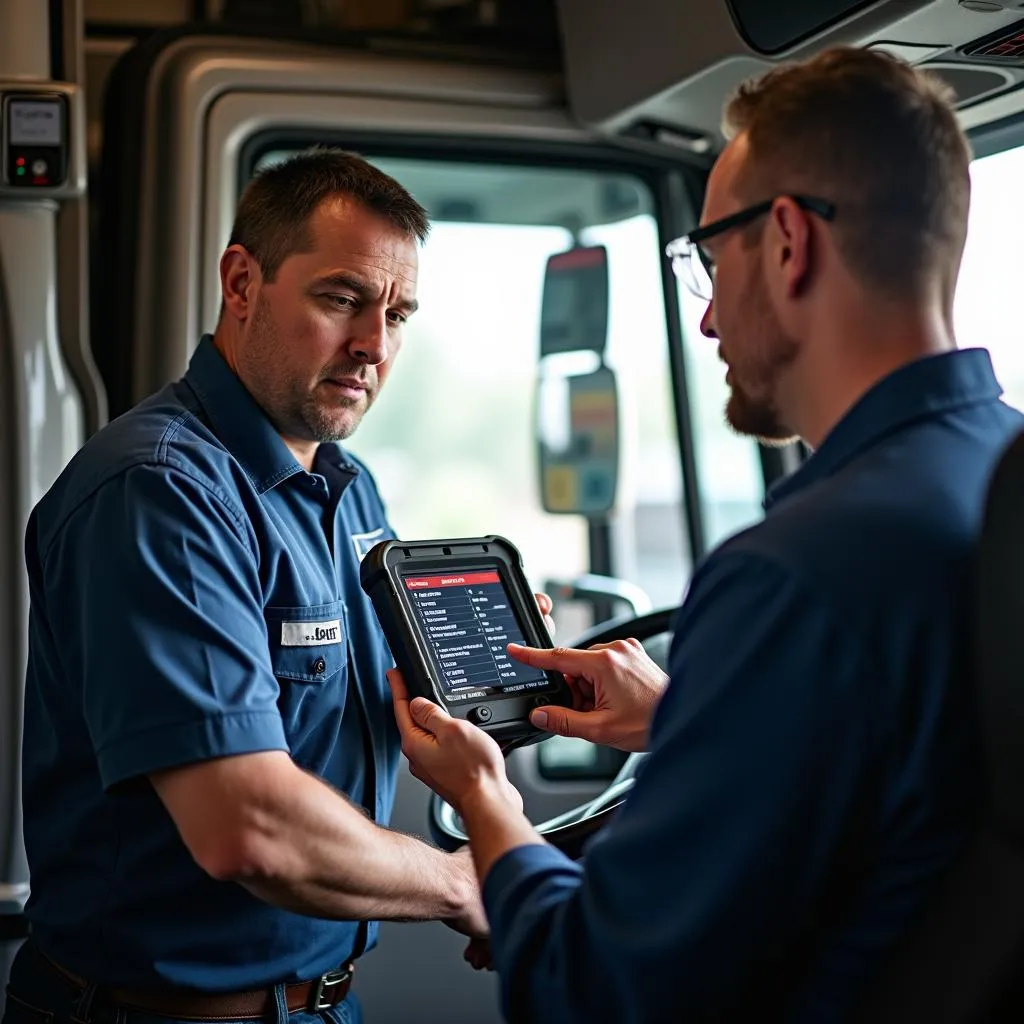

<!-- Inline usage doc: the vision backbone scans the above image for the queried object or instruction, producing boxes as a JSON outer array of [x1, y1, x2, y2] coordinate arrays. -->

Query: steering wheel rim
[[429, 606, 679, 858]]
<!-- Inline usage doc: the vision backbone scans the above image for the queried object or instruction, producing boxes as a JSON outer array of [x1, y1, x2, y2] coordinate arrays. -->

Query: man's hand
[[535, 591, 556, 638], [387, 669, 522, 815], [449, 846, 495, 971], [445, 845, 490, 942], [509, 639, 669, 753], [464, 937, 494, 971], [388, 670, 547, 912]]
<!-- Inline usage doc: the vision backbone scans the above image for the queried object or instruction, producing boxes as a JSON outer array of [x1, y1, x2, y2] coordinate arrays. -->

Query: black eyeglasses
[[665, 195, 837, 301]]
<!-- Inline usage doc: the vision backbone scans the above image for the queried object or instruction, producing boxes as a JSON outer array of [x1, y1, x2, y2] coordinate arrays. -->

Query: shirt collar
[[184, 334, 360, 494], [765, 348, 1003, 510]]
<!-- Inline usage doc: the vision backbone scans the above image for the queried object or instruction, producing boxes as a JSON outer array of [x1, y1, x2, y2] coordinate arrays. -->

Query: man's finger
[[507, 643, 592, 676], [386, 668, 409, 702], [409, 696, 451, 736], [390, 691, 422, 741], [534, 591, 553, 616], [530, 705, 608, 743]]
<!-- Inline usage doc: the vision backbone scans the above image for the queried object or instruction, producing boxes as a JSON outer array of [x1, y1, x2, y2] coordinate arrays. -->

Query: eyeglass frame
[[665, 195, 837, 299]]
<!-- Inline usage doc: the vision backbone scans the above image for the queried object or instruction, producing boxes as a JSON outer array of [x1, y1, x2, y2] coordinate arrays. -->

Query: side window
[[955, 142, 1024, 408], [677, 288, 766, 548]]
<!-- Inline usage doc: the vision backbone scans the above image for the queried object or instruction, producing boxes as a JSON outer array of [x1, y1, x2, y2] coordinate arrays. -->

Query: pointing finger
[[507, 643, 593, 676]]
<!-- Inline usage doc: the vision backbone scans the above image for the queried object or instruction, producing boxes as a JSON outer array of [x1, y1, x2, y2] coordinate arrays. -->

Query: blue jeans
[[2, 941, 361, 1024]]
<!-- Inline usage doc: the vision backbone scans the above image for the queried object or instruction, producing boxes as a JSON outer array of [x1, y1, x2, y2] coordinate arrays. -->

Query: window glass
[[581, 213, 689, 607], [955, 143, 1024, 409]]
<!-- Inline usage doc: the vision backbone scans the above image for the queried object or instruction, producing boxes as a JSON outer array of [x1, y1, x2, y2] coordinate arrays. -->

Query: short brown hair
[[229, 147, 430, 280], [723, 46, 972, 299]]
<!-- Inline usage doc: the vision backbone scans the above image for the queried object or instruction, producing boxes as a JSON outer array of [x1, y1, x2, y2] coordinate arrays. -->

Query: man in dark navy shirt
[[390, 47, 1024, 1023], [4, 150, 507, 1024]]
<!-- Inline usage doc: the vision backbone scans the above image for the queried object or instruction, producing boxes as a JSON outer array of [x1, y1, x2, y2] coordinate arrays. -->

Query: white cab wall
[[0, 0, 88, 1009]]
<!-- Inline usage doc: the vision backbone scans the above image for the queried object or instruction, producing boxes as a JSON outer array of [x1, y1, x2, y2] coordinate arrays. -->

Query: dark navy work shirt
[[22, 336, 400, 990], [483, 349, 1024, 1023]]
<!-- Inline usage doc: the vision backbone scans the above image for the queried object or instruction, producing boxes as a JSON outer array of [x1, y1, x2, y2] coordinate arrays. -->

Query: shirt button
[[312, 657, 327, 674]]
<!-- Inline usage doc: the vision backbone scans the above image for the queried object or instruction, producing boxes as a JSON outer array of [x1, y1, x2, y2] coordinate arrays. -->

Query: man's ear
[[767, 198, 812, 299], [220, 245, 261, 322]]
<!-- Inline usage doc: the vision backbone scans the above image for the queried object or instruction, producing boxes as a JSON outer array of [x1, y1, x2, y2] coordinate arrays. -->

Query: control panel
[[0, 83, 85, 198]]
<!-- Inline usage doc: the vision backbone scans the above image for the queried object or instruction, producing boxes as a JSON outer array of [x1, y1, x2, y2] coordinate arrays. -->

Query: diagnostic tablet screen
[[403, 569, 549, 696]]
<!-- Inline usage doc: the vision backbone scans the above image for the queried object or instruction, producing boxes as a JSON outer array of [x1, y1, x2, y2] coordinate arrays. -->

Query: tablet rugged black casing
[[360, 535, 572, 748]]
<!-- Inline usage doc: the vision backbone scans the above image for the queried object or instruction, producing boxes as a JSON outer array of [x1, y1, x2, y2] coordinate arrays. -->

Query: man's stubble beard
[[242, 295, 374, 444], [724, 266, 800, 446]]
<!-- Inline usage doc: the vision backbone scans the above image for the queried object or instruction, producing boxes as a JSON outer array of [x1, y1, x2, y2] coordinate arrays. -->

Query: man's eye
[[387, 311, 407, 326], [329, 295, 355, 308]]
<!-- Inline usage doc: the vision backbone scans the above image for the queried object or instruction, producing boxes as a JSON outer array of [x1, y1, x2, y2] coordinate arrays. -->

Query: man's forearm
[[233, 766, 474, 921], [153, 751, 476, 924], [458, 780, 545, 882]]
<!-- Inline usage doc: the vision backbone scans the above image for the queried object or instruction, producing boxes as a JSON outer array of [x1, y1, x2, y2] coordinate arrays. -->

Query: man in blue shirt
[[4, 150, 503, 1024], [390, 47, 1024, 1023]]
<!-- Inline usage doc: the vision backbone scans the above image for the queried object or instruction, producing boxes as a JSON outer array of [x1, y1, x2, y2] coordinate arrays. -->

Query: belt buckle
[[309, 966, 352, 1012]]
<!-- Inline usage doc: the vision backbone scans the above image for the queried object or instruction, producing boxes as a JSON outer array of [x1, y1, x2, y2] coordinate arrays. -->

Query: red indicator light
[[16, 157, 25, 166]]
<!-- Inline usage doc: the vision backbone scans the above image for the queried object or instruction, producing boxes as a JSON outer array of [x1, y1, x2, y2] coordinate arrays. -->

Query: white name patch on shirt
[[281, 620, 342, 646]]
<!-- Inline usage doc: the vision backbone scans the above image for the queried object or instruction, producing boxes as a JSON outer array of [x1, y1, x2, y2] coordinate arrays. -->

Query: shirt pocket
[[264, 601, 347, 684], [265, 601, 349, 769]]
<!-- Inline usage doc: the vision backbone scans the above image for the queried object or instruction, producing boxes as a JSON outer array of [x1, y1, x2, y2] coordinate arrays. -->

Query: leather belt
[[43, 951, 354, 1018]]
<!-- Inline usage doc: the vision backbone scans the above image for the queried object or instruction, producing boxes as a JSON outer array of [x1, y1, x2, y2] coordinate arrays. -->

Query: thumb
[[530, 705, 603, 741], [410, 697, 449, 734]]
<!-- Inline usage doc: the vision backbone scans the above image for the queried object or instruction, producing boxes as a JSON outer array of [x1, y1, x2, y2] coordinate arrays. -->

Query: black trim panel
[[48, 0, 65, 80], [725, 0, 876, 56]]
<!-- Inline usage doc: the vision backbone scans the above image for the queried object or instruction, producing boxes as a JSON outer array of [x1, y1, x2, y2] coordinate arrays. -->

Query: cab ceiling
[[87, 1, 1024, 157], [556, 0, 1024, 150], [83, 0, 1024, 232]]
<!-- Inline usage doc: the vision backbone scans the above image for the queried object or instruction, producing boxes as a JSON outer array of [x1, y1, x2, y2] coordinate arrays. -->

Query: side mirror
[[535, 245, 621, 517], [536, 365, 620, 515], [539, 245, 609, 358]]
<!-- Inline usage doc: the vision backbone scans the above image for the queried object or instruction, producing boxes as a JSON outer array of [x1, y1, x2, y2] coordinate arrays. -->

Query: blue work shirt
[[21, 335, 400, 990], [483, 348, 1024, 1023]]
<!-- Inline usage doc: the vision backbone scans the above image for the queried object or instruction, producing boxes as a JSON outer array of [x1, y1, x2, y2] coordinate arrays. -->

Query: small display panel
[[8, 99, 62, 146], [404, 569, 549, 695]]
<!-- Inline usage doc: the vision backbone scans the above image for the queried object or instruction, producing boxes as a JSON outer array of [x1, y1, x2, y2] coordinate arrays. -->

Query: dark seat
[[852, 429, 1024, 1022]]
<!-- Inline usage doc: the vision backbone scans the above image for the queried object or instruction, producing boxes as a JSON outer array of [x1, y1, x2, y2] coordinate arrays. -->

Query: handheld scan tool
[[360, 536, 572, 749]]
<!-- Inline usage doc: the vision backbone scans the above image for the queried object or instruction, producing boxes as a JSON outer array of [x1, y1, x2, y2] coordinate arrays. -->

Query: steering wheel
[[428, 606, 678, 860]]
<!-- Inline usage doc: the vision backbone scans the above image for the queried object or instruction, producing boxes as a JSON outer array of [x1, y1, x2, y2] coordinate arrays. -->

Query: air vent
[[963, 18, 1024, 63]]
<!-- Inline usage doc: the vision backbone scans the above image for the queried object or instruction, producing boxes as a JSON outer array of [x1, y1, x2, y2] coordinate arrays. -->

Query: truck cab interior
[[3, 1, 1024, 1020]]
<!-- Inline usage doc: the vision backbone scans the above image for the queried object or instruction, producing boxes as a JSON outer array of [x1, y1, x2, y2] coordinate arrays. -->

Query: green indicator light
[[16, 167, 25, 175]]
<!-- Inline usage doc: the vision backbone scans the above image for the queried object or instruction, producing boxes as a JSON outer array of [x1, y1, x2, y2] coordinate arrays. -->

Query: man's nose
[[700, 297, 718, 340], [350, 310, 389, 365]]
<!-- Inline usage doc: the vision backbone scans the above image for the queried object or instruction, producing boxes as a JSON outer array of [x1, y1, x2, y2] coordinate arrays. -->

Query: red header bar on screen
[[405, 571, 500, 590]]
